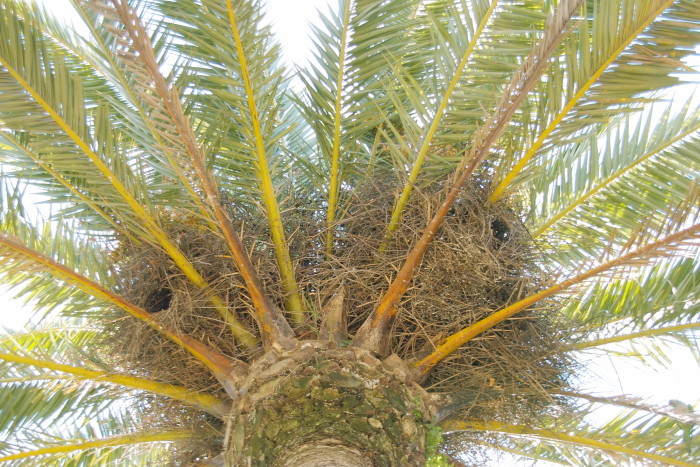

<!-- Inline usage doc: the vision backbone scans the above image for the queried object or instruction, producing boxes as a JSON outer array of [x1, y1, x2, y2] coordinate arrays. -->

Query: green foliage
[[0, 0, 698, 464], [425, 422, 454, 466]]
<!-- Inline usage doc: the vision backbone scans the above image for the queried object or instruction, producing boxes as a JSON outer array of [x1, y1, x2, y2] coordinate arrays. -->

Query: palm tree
[[0, 0, 699, 464]]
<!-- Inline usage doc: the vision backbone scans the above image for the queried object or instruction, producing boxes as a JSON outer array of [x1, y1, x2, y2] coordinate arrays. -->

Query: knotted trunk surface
[[223, 343, 431, 466]]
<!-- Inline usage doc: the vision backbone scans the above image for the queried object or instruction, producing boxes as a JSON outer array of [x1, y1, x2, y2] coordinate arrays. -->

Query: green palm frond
[[1, 0, 257, 344], [0, 183, 109, 319], [568, 255, 699, 330], [443, 410, 699, 466], [0, 323, 223, 464], [0, 221, 238, 385], [532, 100, 700, 241], [553, 391, 700, 425], [0, 2, 159, 234], [296, 0, 425, 251], [1, 423, 189, 466], [0, 129, 129, 236], [68, 0, 217, 221], [0, 339, 229, 417], [0, 327, 128, 446], [490, 0, 700, 200]]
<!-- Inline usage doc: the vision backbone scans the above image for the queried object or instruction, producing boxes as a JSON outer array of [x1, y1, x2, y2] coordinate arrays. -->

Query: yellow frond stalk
[[0, 352, 229, 417], [226, 0, 304, 322], [570, 321, 700, 351], [325, 0, 353, 257], [381, 0, 499, 249], [0, 431, 191, 462], [442, 420, 696, 467]]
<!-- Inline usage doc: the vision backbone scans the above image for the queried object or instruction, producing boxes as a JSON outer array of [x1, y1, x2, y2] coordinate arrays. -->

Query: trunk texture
[[223, 343, 431, 466]]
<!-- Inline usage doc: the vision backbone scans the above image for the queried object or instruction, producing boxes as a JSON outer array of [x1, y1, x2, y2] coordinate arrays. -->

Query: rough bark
[[222, 342, 432, 466]]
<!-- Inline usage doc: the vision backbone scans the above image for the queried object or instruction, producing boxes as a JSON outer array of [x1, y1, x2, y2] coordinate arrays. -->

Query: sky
[[5, 0, 700, 452]]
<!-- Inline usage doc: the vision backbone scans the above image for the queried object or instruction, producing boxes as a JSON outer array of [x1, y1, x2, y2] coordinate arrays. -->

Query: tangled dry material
[[106, 180, 573, 459]]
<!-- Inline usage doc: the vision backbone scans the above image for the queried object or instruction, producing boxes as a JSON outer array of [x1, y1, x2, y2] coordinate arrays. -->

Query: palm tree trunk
[[222, 345, 430, 466]]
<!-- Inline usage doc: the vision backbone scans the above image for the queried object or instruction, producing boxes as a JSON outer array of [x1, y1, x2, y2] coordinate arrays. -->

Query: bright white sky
[[4, 0, 699, 455]]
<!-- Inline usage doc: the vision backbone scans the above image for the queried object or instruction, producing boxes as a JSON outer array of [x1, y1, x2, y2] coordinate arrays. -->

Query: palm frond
[[0, 375, 117, 436], [533, 100, 700, 238], [552, 390, 700, 425], [443, 415, 699, 466], [148, 0, 305, 317], [0, 351, 229, 417], [0, 429, 191, 465], [0, 129, 134, 242], [71, 0, 216, 223], [24, 0, 205, 215], [296, 0, 429, 252], [491, 0, 700, 200], [379, 0, 541, 243], [0, 323, 222, 464], [301, 0, 353, 255], [565, 255, 699, 357], [1, 0, 256, 345], [0, 1, 155, 231], [0, 182, 110, 319], [88, 0, 295, 348]]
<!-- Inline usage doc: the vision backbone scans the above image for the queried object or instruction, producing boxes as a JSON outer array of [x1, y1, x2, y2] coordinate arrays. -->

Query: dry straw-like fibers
[[106, 181, 572, 429]]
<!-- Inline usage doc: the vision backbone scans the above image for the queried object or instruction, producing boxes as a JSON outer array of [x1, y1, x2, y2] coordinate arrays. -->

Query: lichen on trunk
[[223, 342, 432, 466]]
